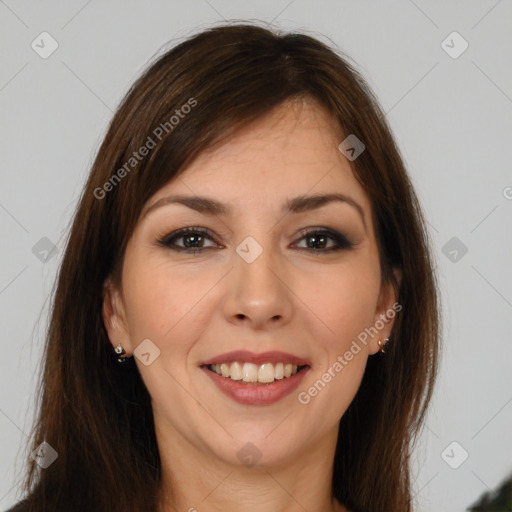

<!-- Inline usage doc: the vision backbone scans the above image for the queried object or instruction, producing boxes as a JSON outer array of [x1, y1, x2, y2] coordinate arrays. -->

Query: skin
[[103, 98, 401, 512]]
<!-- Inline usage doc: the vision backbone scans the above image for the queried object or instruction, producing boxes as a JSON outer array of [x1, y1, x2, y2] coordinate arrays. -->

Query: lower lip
[[201, 366, 310, 406]]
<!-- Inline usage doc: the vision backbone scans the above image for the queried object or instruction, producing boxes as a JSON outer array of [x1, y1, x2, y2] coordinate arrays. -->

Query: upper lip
[[201, 350, 311, 367]]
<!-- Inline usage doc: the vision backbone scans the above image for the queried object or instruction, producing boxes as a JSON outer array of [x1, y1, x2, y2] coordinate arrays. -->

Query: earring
[[377, 338, 389, 354], [114, 343, 130, 363]]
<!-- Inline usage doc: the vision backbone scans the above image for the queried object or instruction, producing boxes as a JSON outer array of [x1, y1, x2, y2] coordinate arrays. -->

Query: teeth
[[208, 361, 303, 383], [274, 362, 284, 379], [220, 363, 230, 378], [258, 363, 275, 383], [242, 362, 258, 383], [230, 362, 242, 380]]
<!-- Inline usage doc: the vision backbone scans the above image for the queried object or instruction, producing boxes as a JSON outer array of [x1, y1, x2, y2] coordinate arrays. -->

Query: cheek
[[300, 257, 381, 348], [122, 256, 218, 351], [296, 263, 378, 420]]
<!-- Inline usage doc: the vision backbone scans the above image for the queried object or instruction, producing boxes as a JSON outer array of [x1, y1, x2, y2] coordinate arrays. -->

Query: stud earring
[[114, 343, 130, 363], [377, 338, 389, 354]]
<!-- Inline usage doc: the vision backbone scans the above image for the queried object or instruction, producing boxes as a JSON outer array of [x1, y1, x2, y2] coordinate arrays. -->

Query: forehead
[[150, 100, 372, 217]]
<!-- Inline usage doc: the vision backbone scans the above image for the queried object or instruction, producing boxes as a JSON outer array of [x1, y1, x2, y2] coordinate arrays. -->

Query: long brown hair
[[12, 22, 440, 512]]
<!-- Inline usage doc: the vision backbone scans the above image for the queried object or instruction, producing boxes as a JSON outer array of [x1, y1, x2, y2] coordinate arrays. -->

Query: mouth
[[199, 350, 311, 405], [203, 361, 309, 385]]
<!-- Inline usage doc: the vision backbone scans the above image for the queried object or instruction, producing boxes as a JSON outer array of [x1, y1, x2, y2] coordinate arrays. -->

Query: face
[[103, 99, 400, 469]]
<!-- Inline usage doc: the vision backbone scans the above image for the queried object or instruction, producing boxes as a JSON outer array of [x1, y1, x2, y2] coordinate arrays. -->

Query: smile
[[207, 361, 307, 384], [200, 351, 311, 405]]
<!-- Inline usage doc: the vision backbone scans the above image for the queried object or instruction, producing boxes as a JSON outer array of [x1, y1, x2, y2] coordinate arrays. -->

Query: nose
[[222, 242, 294, 330]]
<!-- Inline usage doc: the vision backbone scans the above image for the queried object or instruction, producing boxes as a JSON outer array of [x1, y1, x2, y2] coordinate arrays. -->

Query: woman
[[7, 22, 440, 512]]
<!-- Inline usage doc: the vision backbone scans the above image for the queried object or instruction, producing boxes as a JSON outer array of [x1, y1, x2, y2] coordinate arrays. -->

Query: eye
[[293, 228, 354, 252], [156, 227, 220, 253], [156, 226, 354, 255]]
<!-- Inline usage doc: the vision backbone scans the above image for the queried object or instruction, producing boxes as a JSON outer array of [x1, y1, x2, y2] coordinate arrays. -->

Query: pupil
[[185, 234, 203, 248], [307, 234, 326, 249]]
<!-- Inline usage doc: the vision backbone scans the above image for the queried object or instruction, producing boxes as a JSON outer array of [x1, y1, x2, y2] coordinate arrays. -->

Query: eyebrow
[[142, 193, 367, 231]]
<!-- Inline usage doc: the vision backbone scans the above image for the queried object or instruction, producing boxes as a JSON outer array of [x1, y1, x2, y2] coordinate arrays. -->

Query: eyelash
[[156, 226, 355, 254]]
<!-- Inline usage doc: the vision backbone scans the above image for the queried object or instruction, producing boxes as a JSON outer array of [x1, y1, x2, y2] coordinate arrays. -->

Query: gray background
[[1, 1, 511, 511]]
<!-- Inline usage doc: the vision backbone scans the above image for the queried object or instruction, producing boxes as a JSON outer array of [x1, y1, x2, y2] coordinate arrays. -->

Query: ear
[[369, 267, 402, 355], [102, 277, 132, 355]]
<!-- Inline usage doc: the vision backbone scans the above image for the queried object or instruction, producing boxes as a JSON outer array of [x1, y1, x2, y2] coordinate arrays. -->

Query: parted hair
[[10, 22, 440, 512]]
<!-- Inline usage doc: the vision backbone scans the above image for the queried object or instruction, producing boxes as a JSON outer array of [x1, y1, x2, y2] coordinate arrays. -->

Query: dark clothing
[[5, 499, 29, 512]]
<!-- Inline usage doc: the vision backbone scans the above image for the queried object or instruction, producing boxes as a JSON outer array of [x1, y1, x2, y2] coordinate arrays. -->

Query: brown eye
[[294, 228, 354, 252], [157, 227, 219, 253], [157, 226, 354, 255]]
